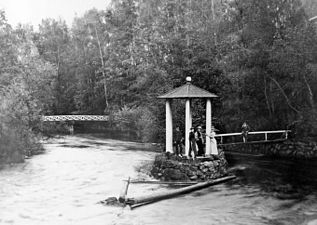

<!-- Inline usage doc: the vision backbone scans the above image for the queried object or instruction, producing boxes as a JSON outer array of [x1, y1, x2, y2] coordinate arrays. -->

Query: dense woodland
[[1, 0, 317, 160]]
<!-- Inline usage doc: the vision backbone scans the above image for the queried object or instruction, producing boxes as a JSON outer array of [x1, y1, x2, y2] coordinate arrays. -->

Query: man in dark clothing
[[241, 122, 250, 143], [174, 126, 183, 156], [195, 126, 204, 156], [189, 127, 197, 158]]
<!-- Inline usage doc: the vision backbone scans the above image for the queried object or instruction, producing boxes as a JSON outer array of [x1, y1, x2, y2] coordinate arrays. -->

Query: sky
[[0, 0, 111, 28]]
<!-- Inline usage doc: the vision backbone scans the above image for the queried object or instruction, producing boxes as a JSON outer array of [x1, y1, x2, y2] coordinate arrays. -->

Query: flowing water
[[0, 135, 317, 225]]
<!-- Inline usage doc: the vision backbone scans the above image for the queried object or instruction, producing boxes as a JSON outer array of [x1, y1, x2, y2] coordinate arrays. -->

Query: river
[[0, 135, 316, 225]]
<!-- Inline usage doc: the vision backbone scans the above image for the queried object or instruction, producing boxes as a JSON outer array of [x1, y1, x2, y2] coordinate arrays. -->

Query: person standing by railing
[[188, 127, 197, 159], [241, 122, 250, 143], [174, 126, 184, 156], [195, 126, 204, 156], [206, 126, 218, 155]]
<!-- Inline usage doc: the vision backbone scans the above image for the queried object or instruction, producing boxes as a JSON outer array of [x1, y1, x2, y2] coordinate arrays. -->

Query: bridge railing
[[214, 130, 291, 144], [42, 115, 109, 122]]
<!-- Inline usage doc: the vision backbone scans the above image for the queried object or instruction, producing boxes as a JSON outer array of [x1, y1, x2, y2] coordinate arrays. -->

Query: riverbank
[[222, 140, 317, 159], [0, 133, 44, 164]]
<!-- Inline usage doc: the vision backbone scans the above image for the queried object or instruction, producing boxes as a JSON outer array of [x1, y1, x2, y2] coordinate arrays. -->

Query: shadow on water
[[53, 132, 162, 152], [60, 144, 90, 148], [82, 133, 162, 152], [226, 152, 317, 201]]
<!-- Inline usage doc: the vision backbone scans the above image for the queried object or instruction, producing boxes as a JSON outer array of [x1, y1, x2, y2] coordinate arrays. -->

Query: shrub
[[112, 106, 160, 142]]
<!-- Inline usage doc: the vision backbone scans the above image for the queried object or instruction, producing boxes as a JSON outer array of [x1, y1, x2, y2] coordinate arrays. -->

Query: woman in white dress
[[206, 126, 218, 155]]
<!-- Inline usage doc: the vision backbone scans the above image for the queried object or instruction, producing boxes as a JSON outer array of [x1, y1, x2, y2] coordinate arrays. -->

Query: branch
[[269, 76, 300, 114], [263, 75, 272, 117], [303, 73, 315, 109], [93, 24, 109, 108]]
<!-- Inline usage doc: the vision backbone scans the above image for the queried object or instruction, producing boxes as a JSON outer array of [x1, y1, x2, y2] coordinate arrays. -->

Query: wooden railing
[[214, 130, 291, 144]]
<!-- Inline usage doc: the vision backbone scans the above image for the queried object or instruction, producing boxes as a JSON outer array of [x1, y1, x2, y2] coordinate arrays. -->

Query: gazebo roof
[[158, 79, 218, 99]]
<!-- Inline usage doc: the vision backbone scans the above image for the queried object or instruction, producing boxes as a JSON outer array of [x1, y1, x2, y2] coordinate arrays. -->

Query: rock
[[197, 171, 203, 177], [100, 197, 124, 207], [297, 151, 304, 158], [203, 161, 213, 167], [163, 168, 187, 181], [202, 168, 209, 173], [209, 167, 216, 173], [190, 175, 198, 180], [163, 160, 175, 168], [187, 171, 195, 176], [286, 150, 292, 156]]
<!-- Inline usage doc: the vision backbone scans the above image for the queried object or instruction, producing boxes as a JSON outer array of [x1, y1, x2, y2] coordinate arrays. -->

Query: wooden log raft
[[126, 175, 236, 206]]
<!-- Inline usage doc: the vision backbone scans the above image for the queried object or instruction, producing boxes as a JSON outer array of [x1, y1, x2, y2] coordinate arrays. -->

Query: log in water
[[128, 180, 198, 186], [126, 175, 236, 206]]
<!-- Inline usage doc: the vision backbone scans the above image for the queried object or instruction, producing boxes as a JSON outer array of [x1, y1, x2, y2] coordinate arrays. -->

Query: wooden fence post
[[119, 177, 130, 203], [265, 133, 267, 141]]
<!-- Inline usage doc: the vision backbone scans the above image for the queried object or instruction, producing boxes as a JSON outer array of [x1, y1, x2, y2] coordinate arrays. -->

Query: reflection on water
[[0, 135, 316, 225]]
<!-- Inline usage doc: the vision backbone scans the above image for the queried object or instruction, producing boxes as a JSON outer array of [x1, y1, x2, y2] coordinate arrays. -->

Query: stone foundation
[[151, 149, 228, 181], [222, 140, 317, 159]]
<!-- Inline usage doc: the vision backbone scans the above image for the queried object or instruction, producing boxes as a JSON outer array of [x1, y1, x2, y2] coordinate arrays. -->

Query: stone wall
[[151, 150, 228, 181], [222, 140, 317, 159]]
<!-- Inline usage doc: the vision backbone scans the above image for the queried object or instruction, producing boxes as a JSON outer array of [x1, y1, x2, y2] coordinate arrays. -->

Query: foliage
[[0, 13, 56, 162], [2, 0, 317, 158], [31, 0, 317, 141], [112, 106, 160, 142]]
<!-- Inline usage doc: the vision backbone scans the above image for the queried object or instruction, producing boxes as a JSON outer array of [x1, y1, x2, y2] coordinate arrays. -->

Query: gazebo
[[158, 77, 218, 156]]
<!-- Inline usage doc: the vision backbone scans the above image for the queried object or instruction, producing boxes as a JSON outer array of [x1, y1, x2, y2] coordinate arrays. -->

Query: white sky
[[0, 0, 111, 28]]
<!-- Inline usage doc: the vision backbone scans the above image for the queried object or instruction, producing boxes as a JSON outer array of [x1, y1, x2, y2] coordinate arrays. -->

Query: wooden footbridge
[[215, 130, 291, 145]]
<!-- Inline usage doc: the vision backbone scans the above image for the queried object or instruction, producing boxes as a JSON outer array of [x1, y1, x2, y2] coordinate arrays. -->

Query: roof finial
[[186, 76, 192, 83]]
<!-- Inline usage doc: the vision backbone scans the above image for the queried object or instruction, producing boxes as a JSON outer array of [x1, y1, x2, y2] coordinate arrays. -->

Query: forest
[[1, 0, 317, 161]]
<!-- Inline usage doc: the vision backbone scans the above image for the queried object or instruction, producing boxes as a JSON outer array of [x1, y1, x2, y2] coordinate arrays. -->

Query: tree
[[34, 18, 74, 114], [0, 12, 56, 161]]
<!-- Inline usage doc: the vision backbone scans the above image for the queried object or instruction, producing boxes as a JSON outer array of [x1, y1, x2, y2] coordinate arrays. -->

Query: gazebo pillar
[[205, 98, 212, 155], [165, 99, 173, 153], [185, 99, 192, 156]]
